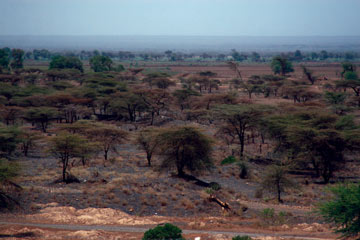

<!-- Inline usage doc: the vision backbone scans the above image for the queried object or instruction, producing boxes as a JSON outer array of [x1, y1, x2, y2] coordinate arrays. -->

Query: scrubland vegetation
[[1, 46, 360, 238]]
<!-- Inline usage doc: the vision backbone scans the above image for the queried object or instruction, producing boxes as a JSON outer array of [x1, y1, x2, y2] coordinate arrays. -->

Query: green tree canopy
[[10, 49, 24, 70], [143, 223, 185, 240], [156, 126, 213, 177], [318, 183, 360, 239], [341, 62, 356, 77], [50, 132, 88, 182], [89, 55, 113, 72], [271, 56, 294, 76], [136, 128, 163, 166], [173, 89, 200, 111], [0, 48, 11, 72], [0, 158, 20, 209], [266, 110, 350, 183], [215, 104, 271, 157], [84, 122, 128, 164], [336, 72, 360, 96], [0, 125, 21, 158], [49, 56, 83, 73], [24, 107, 58, 132]]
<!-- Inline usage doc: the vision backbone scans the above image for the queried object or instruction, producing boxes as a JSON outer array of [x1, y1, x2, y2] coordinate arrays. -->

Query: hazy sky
[[1, 0, 360, 36]]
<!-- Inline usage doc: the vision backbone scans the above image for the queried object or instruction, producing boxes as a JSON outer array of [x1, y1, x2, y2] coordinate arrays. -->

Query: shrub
[[259, 208, 288, 226], [238, 161, 249, 179], [209, 182, 221, 191], [233, 236, 252, 240], [221, 155, 237, 165], [261, 208, 275, 219], [205, 188, 214, 195], [143, 223, 185, 240], [318, 183, 360, 239]]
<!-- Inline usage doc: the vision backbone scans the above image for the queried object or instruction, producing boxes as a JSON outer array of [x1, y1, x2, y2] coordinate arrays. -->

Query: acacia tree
[[110, 92, 147, 122], [19, 128, 42, 157], [143, 72, 174, 89], [227, 61, 243, 80], [89, 55, 113, 72], [215, 104, 269, 157], [271, 56, 294, 76], [50, 133, 87, 182], [86, 123, 128, 165], [0, 125, 21, 158], [324, 91, 348, 115], [136, 128, 162, 166], [336, 72, 360, 97], [24, 107, 58, 132], [10, 49, 24, 70], [135, 89, 171, 125], [0, 48, 10, 72], [240, 75, 265, 99], [173, 89, 200, 111], [302, 66, 317, 85], [261, 165, 294, 203], [0, 158, 20, 209], [49, 56, 83, 72], [156, 126, 213, 177], [0, 106, 23, 125], [266, 110, 349, 183], [318, 183, 360, 239], [192, 93, 237, 110], [341, 62, 356, 78]]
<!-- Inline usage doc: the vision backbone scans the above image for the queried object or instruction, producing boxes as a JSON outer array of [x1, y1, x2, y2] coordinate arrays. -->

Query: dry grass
[[70, 167, 91, 179], [159, 197, 168, 206], [19, 169, 58, 182], [170, 192, 177, 201], [122, 188, 131, 195], [101, 170, 122, 179], [180, 198, 195, 210], [107, 192, 116, 200]]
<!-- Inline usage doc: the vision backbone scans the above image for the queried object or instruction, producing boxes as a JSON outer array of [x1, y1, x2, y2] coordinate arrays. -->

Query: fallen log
[[208, 194, 231, 211]]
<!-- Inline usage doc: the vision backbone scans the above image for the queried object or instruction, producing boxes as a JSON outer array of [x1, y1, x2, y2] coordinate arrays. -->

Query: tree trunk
[[146, 153, 152, 167], [277, 182, 282, 203], [150, 112, 155, 125], [62, 157, 68, 182], [103, 149, 108, 167]]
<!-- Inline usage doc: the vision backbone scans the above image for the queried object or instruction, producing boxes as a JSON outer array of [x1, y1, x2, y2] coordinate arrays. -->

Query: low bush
[[233, 236, 252, 240], [238, 161, 249, 179], [143, 223, 185, 240], [221, 155, 237, 165], [259, 208, 288, 226]]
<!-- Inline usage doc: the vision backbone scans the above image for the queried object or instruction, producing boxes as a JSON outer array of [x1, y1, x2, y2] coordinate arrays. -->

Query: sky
[[1, 0, 360, 36]]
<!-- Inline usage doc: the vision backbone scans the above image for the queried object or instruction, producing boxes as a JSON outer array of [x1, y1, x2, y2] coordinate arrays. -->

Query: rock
[[212, 234, 231, 240], [280, 224, 290, 230], [188, 222, 196, 227]]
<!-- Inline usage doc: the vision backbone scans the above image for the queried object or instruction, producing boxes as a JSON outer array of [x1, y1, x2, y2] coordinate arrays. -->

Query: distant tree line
[[1, 47, 359, 63]]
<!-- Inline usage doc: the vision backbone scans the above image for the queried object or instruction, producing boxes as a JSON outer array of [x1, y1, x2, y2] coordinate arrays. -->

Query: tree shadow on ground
[[0, 232, 36, 238]]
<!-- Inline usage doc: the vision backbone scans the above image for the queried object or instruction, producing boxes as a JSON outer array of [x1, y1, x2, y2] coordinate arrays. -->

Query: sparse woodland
[[1, 47, 360, 237]]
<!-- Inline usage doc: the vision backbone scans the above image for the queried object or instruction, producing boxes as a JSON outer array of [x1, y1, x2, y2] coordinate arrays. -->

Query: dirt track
[[0, 221, 334, 240]]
